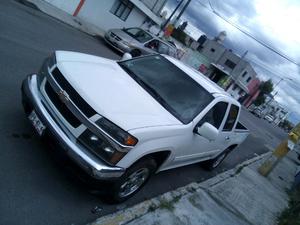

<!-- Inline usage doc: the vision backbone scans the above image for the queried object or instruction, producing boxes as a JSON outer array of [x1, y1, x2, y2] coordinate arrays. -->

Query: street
[[0, 1, 287, 225]]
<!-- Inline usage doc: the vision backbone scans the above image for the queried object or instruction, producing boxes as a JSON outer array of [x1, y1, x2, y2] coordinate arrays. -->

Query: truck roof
[[164, 55, 240, 106]]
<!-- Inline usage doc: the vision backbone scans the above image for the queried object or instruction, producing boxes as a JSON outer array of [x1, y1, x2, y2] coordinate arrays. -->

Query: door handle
[[225, 136, 230, 141]]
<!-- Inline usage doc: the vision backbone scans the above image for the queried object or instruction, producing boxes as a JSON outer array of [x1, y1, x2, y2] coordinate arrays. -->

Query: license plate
[[28, 111, 46, 136]]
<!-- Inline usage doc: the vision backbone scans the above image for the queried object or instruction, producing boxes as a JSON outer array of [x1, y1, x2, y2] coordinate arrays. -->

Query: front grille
[[51, 68, 97, 118], [110, 32, 122, 41], [45, 81, 81, 127]]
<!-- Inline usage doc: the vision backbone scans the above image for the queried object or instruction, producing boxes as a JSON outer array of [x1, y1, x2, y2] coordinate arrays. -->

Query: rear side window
[[157, 42, 170, 54], [168, 47, 176, 57], [223, 104, 239, 131], [197, 102, 228, 129]]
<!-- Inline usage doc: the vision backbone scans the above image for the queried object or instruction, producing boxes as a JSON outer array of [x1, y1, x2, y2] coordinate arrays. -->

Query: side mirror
[[196, 122, 219, 141], [121, 53, 132, 61]]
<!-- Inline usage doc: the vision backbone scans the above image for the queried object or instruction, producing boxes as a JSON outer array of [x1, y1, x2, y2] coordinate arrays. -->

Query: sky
[[163, 0, 300, 123]]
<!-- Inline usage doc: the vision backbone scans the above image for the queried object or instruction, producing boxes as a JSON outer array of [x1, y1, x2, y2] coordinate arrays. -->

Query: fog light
[[104, 147, 114, 154], [90, 135, 99, 141]]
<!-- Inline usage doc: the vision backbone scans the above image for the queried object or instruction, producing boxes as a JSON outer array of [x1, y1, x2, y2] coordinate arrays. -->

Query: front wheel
[[109, 158, 157, 203], [202, 152, 228, 171]]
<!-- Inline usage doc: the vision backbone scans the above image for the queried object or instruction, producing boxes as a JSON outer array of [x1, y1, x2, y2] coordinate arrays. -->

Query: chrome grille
[[110, 32, 122, 41], [51, 68, 97, 118], [45, 81, 81, 127]]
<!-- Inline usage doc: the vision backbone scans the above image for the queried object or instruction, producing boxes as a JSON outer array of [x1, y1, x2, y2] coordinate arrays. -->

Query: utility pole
[[173, 0, 192, 26], [160, 0, 185, 32]]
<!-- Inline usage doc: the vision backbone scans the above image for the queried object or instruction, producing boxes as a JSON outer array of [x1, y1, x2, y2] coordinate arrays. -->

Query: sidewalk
[[89, 150, 299, 225], [25, 0, 105, 37]]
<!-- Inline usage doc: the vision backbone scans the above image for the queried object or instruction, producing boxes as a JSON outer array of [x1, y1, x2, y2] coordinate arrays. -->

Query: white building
[[200, 33, 257, 100], [43, 0, 167, 31]]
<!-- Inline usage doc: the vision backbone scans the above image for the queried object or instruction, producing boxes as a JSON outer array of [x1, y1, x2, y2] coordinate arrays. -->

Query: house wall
[[235, 63, 256, 87], [140, 0, 167, 15], [77, 0, 147, 31], [243, 89, 260, 108], [43, 0, 80, 15], [217, 50, 241, 74], [43, 0, 149, 31], [200, 40, 226, 63]]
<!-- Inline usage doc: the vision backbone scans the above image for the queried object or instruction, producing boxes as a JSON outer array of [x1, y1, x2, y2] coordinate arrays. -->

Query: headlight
[[77, 117, 138, 165], [96, 117, 138, 146], [78, 129, 127, 165]]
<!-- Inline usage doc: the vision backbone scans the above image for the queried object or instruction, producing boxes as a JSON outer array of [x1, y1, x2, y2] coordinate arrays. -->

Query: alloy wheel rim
[[119, 168, 150, 198], [212, 153, 226, 168]]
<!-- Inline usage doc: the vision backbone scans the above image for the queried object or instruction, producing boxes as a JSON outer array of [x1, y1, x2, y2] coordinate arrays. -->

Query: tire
[[130, 49, 142, 57], [109, 158, 157, 203], [202, 152, 228, 171]]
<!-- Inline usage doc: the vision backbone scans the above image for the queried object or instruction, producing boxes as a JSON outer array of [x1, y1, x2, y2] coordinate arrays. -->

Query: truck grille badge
[[58, 90, 69, 103]]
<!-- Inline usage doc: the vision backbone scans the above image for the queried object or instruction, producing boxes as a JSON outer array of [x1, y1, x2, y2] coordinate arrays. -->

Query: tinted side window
[[223, 105, 239, 131], [198, 102, 228, 129], [168, 47, 176, 57], [157, 42, 170, 54]]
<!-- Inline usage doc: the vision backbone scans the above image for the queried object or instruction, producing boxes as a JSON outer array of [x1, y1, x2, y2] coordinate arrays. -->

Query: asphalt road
[[0, 1, 287, 225]]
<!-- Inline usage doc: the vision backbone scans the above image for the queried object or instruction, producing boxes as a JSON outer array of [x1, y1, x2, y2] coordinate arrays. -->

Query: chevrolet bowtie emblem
[[58, 90, 69, 103]]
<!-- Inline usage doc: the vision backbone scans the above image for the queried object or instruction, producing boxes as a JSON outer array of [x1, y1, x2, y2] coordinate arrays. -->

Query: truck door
[[174, 101, 229, 165], [216, 104, 240, 151]]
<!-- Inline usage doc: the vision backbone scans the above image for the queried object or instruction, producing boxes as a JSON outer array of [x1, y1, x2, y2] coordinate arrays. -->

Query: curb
[[89, 152, 271, 225]]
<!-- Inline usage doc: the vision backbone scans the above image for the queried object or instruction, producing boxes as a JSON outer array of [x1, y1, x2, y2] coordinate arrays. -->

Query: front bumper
[[21, 74, 125, 180], [104, 32, 131, 53]]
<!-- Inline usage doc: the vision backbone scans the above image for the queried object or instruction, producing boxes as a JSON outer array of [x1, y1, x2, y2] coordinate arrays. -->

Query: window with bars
[[110, 0, 133, 21]]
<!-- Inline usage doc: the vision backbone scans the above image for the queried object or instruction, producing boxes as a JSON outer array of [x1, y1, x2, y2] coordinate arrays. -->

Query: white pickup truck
[[21, 51, 249, 202]]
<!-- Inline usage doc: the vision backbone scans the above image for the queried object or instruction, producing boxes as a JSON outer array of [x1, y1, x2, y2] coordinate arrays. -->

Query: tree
[[171, 27, 187, 45], [254, 79, 274, 106], [279, 119, 294, 132], [254, 94, 265, 106], [260, 79, 273, 94]]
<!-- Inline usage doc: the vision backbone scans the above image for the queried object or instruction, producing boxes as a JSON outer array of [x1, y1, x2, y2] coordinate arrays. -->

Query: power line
[[202, 0, 300, 67], [204, 0, 300, 82]]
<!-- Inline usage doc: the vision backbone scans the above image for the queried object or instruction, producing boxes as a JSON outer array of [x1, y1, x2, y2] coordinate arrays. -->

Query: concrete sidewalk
[[89, 151, 299, 225], [25, 0, 105, 37]]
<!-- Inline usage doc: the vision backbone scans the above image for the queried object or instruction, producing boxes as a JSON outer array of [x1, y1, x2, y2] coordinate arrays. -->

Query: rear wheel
[[202, 152, 228, 171], [109, 158, 157, 203]]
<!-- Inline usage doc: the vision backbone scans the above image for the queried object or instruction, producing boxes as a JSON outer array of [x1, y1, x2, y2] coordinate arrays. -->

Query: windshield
[[119, 55, 213, 124], [124, 28, 153, 43]]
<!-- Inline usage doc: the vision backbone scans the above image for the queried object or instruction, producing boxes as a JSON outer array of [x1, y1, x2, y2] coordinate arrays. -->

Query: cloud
[[164, 0, 300, 121]]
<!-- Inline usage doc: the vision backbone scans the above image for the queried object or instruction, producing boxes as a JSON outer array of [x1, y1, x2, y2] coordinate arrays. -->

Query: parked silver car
[[104, 27, 177, 57]]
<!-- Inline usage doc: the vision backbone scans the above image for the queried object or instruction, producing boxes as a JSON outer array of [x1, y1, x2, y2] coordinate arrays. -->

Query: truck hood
[[55, 51, 181, 131]]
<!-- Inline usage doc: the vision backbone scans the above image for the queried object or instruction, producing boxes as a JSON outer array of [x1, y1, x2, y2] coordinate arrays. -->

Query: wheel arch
[[226, 144, 238, 153], [131, 150, 172, 172]]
